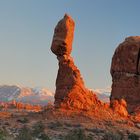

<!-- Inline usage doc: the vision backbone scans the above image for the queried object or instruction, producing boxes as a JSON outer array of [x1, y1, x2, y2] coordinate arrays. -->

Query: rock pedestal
[[51, 14, 99, 110], [110, 36, 140, 112]]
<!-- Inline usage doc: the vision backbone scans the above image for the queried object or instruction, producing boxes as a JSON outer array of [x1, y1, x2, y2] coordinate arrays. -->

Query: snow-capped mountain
[[91, 87, 111, 103], [0, 85, 54, 105], [0, 85, 111, 105], [95, 92, 110, 102]]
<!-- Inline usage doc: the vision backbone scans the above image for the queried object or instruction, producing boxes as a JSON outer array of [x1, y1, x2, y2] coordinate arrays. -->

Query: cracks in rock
[[136, 48, 140, 75], [113, 71, 139, 77]]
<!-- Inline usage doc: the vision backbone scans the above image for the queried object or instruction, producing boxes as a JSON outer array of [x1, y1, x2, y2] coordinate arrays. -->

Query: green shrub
[[0, 129, 7, 140], [16, 126, 33, 140], [17, 117, 29, 123], [0, 106, 3, 111], [128, 133, 139, 140], [103, 131, 123, 140], [0, 128, 15, 140], [38, 133, 51, 140], [16, 123, 50, 140], [32, 121, 50, 140], [48, 121, 63, 130], [63, 129, 92, 140], [32, 121, 45, 137]]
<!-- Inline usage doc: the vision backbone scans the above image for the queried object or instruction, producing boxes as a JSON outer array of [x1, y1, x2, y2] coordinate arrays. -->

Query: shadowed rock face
[[51, 14, 99, 110], [110, 36, 140, 112]]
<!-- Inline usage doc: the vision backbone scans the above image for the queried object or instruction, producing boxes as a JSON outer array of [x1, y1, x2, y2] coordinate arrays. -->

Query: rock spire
[[51, 14, 99, 110]]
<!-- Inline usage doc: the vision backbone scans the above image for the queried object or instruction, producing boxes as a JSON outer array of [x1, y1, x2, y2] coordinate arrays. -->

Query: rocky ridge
[[51, 14, 100, 110]]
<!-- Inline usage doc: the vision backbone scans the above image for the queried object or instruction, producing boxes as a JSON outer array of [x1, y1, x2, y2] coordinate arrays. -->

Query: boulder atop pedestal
[[51, 14, 75, 56], [51, 14, 100, 110]]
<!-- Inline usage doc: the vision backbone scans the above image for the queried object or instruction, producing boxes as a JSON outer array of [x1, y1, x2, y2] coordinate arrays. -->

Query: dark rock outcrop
[[110, 36, 140, 112], [51, 14, 99, 110]]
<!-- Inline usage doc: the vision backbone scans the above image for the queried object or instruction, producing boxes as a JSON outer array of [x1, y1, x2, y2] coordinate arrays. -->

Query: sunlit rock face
[[110, 99, 128, 117], [110, 36, 140, 112], [51, 14, 99, 110]]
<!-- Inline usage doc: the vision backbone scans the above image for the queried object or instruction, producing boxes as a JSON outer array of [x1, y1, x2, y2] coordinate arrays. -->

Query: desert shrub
[[0, 105, 3, 111], [64, 122, 72, 127], [128, 133, 139, 140], [16, 126, 33, 140], [48, 121, 63, 129], [17, 117, 29, 123], [37, 133, 50, 140], [0, 129, 7, 140], [63, 129, 92, 140], [103, 131, 123, 140], [32, 121, 50, 140], [0, 128, 15, 140], [16, 123, 50, 140], [32, 121, 45, 137]]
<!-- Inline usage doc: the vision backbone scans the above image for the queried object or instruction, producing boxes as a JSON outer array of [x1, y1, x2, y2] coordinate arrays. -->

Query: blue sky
[[0, 0, 140, 91]]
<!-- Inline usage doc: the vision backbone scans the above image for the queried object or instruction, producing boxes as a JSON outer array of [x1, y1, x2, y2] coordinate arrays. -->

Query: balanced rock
[[51, 14, 75, 56], [110, 36, 140, 112], [51, 14, 99, 110]]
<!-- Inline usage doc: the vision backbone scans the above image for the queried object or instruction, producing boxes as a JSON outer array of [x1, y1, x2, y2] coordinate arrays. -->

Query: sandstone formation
[[51, 14, 99, 110], [110, 99, 128, 117], [110, 36, 140, 113]]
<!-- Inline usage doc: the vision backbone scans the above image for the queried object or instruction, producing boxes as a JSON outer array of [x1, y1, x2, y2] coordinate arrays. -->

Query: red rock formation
[[110, 36, 140, 113], [51, 14, 99, 110], [51, 14, 74, 56], [110, 99, 128, 117]]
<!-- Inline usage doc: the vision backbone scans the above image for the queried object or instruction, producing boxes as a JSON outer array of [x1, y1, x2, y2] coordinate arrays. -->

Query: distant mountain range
[[92, 88, 111, 103], [94, 92, 110, 102], [0, 85, 54, 105], [0, 85, 110, 105]]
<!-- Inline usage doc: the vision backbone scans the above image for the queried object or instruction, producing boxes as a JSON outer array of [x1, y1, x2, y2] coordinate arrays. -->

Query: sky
[[0, 0, 140, 91]]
